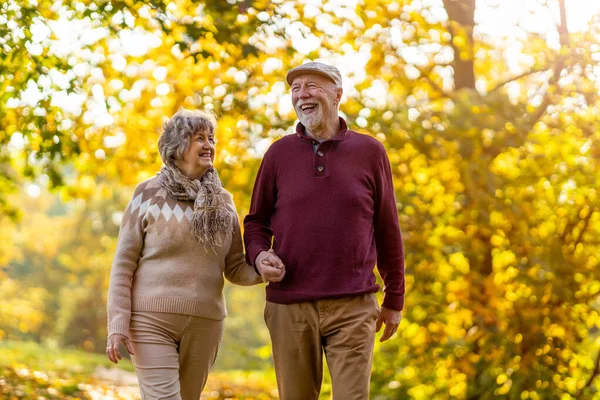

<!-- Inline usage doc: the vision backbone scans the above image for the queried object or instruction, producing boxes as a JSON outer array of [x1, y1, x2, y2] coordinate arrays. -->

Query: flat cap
[[286, 62, 342, 87]]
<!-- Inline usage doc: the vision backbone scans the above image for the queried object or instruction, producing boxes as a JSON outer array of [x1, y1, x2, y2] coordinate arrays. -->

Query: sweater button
[[317, 150, 324, 157], [317, 166, 324, 172]]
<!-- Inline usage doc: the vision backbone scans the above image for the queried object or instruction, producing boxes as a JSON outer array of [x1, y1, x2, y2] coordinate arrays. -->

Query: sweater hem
[[131, 296, 226, 321], [266, 287, 380, 305]]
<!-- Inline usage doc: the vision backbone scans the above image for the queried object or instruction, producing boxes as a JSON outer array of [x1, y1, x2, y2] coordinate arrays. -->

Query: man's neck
[[305, 117, 340, 141]]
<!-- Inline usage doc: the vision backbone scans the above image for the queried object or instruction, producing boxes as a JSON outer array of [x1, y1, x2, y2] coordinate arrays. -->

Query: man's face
[[291, 74, 341, 130]]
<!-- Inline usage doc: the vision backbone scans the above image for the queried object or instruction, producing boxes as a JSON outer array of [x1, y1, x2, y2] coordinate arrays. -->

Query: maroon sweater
[[244, 118, 405, 310]]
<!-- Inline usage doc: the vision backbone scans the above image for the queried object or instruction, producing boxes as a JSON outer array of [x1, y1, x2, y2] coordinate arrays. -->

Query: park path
[[90, 367, 140, 400], [90, 367, 279, 399]]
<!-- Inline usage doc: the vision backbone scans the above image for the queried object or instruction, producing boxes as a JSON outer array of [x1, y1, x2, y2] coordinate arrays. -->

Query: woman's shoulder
[[218, 187, 235, 205], [130, 176, 162, 199], [137, 175, 161, 188], [217, 188, 242, 216]]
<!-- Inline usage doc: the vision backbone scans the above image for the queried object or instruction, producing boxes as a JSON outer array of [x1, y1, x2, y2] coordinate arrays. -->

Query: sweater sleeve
[[107, 182, 147, 338], [243, 149, 277, 268], [373, 145, 406, 311], [223, 194, 264, 286]]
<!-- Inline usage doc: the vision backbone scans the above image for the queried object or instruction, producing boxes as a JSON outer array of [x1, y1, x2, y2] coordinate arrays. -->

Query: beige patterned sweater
[[107, 176, 262, 338]]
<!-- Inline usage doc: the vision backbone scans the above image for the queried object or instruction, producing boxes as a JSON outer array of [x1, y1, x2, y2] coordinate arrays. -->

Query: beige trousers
[[129, 311, 224, 400], [264, 293, 380, 400]]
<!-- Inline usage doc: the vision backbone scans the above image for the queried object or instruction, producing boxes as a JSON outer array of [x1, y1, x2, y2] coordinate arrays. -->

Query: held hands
[[106, 333, 134, 364], [256, 249, 286, 282], [375, 307, 402, 342]]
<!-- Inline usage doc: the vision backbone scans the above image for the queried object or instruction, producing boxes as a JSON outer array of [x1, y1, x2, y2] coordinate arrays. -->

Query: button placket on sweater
[[313, 141, 328, 176]]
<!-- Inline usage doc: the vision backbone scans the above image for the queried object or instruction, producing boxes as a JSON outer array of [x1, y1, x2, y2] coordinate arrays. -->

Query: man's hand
[[375, 307, 401, 342], [106, 333, 134, 364], [256, 249, 285, 282]]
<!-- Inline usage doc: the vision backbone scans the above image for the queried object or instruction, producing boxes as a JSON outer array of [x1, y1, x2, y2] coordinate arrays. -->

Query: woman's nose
[[201, 139, 214, 149]]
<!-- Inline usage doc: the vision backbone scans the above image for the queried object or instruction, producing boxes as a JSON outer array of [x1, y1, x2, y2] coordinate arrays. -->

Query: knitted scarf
[[158, 164, 234, 252]]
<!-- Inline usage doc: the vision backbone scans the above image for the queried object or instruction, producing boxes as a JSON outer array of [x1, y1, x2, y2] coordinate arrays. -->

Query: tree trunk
[[442, 0, 476, 91]]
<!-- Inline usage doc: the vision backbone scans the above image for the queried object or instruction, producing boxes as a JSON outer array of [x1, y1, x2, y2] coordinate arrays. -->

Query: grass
[[0, 339, 135, 374], [0, 340, 280, 399], [0, 340, 135, 399]]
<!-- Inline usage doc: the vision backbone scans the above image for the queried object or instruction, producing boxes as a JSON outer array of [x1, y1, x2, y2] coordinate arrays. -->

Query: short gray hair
[[158, 108, 217, 165]]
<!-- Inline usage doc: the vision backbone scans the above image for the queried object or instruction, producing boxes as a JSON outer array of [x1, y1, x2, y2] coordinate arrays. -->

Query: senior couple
[[106, 62, 406, 400]]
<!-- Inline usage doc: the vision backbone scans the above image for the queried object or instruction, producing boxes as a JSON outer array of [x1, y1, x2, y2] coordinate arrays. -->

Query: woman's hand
[[256, 249, 286, 282], [106, 333, 134, 364]]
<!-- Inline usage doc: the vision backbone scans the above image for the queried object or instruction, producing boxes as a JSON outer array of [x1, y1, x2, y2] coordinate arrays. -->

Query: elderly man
[[244, 62, 405, 400]]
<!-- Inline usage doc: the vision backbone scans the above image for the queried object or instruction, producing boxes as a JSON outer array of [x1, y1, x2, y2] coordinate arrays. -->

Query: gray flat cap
[[286, 62, 342, 87]]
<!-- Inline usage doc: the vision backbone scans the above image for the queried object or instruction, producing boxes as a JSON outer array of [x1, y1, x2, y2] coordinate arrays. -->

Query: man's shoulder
[[264, 133, 298, 156], [271, 133, 298, 147], [347, 130, 386, 152]]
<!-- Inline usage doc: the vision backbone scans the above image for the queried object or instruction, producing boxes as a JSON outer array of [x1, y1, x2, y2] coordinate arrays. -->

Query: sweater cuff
[[108, 318, 130, 338], [382, 293, 404, 311], [247, 245, 268, 272]]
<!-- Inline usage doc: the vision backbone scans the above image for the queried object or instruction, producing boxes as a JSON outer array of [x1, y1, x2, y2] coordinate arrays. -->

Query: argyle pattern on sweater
[[107, 176, 262, 338]]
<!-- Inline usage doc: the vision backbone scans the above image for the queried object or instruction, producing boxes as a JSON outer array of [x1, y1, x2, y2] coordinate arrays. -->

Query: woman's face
[[176, 130, 216, 179]]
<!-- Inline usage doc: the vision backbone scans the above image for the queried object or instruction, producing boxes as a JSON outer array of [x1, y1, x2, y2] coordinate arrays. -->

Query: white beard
[[297, 106, 322, 130]]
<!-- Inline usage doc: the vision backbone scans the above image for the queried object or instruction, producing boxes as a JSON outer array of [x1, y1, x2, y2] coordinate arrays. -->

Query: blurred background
[[1, 0, 600, 399]]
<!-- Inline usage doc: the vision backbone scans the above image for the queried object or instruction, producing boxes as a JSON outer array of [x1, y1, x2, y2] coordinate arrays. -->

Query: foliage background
[[1, 0, 600, 399]]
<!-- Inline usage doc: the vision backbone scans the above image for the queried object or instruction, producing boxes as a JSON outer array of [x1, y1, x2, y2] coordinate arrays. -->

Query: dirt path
[[91, 367, 279, 399], [91, 367, 141, 400]]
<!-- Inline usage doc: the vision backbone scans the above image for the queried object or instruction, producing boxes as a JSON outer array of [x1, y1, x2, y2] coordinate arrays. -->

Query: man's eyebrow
[[293, 80, 321, 86]]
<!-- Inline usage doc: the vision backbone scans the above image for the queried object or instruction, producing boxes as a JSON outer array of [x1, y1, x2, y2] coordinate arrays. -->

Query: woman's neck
[[173, 162, 207, 181]]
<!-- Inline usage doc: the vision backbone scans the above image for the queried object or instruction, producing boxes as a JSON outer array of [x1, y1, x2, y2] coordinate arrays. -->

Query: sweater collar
[[295, 117, 348, 142]]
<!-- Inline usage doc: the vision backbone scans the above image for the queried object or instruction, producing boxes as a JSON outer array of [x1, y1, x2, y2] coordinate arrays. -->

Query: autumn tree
[[328, 1, 600, 398], [2, 1, 600, 399], [0, 0, 280, 216]]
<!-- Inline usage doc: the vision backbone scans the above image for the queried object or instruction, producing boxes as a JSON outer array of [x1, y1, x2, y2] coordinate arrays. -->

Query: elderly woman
[[106, 108, 284, 399]]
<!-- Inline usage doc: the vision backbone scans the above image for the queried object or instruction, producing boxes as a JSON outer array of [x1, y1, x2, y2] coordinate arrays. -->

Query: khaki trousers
[[129, 311, 224, 400], [264, 293, 380, 400]]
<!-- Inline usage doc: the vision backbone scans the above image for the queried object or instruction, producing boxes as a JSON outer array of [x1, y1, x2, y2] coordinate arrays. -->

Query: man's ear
[[335, 87, 343, 104]]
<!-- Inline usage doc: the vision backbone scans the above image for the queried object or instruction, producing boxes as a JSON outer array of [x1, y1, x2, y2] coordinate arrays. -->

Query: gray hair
[[158, 108, 217, 165]]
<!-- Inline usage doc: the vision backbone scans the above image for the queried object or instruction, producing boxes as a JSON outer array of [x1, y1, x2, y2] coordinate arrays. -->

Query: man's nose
[[298, 86, 310, 98]]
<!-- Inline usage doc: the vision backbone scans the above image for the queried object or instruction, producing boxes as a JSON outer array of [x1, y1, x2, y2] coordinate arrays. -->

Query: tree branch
[[523, 0, 570, 128], [577, 349, 600, 397], [573, 208, 593, 249], [416, 64, 453, 98], [489, 68, 551, 93], [421, 71, 448, 98]]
